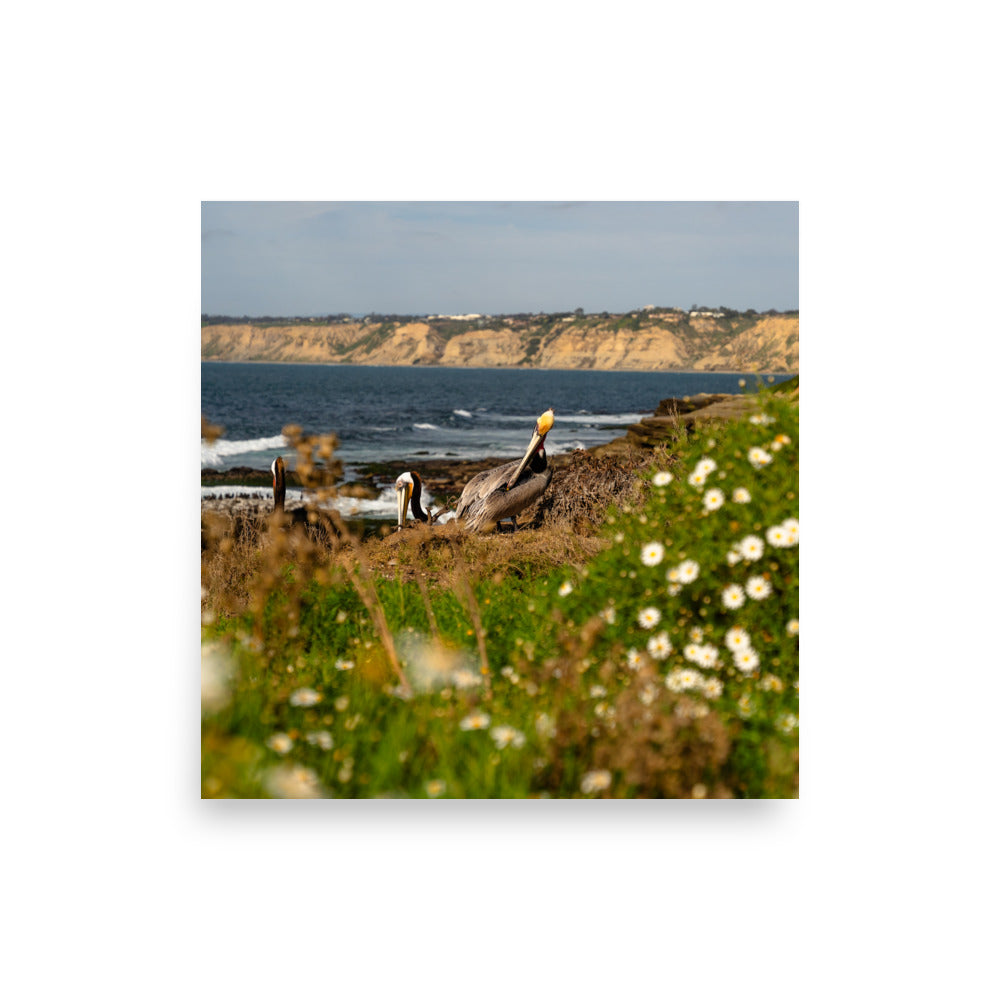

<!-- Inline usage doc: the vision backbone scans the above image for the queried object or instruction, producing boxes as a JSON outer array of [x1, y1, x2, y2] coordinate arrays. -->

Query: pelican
[[271, 456, 305, 521], [395, 471, 430, 528], [455, 408, 554, 532], [271, 455, 336, 537]]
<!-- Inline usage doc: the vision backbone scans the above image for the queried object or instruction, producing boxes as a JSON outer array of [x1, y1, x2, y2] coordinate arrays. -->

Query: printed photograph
[[201, 201, 799, 798]]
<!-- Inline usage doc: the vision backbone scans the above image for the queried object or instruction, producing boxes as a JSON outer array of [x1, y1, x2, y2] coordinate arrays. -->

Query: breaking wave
[[201, 434, 287, 469]]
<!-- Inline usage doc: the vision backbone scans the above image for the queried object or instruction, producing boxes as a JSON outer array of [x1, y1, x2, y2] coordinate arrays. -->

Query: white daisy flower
[[749, 413, 776, 425], [626, 648, 643, 670], [638, 683, 658, 706], [687, 470, 707, 487], [697, 644, 719, 669], [580, 769, 612, 794], [266, 732, 294, 755], [665, 670, 686, 693], [732, 487, 752, 504], [305, 730, 334, 751], [638, 607, 662, 629], [737, 693, 754, 717], [739, 535, 765, 561], [451, 668, 481, 690], [666, 566, 680, 583], [558, 581, 574, 597], [759, 674, 784, 693], [289, 687, 322, 708], [425, 779, 447, 798], [696, 457, 717, 474], [746, 576, 773, 600], [703, 488, 725, 511], [677, 560, 700, 583], [647, 631, 673, 660], [490, 725, 526, 749], [725, 626, 751, 652], [589, 685, 607, 699], [667, 583, 682, 597], [703, 677, 724, 699], [734, 648, 760, 674], [689, 626, 704, 643], [783, 518, 799, 544], [721, 584, 746, 609], [786, 619, 799, 637], [766, 524, 790, 547], [641, 542, 665, 566], [777, 713, 799, 734], [264, 764, 325, 799], [600, 606, 616, 625], [677, 668, 704, 691], [652, 470, 674, 487], [726, 549, 742, 566], [683, 643, 702, 663], [748, 447, 773, 469], [334, 658, 355, 671], [459, 711, 491, 731]]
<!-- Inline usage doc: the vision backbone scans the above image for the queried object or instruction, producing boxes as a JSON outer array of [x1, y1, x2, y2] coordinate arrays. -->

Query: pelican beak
[[506, 408, 554, 489], [396, 479, 412, 528]]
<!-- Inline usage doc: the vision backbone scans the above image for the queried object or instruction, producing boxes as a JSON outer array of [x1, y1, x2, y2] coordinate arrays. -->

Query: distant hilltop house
[[689, 310, 726, 318], [428, 313, 482, 321]]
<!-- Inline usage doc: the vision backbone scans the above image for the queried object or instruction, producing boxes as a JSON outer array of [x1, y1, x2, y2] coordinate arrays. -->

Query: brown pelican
[[271, 455, 306, 522], [395, 471, 430, 528], [455, 408, 554, 532], [271, 455, 341, 540]]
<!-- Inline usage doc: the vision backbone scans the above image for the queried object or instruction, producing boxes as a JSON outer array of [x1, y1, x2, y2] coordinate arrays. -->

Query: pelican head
[[506, 408, 555, 489], [395, 471, 429, 528]]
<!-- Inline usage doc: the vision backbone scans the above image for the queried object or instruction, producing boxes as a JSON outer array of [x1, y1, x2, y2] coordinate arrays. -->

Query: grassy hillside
[[201, 389, 799, 798]]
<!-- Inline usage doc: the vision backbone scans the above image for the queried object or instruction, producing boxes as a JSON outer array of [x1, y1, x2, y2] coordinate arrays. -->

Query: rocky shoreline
[[201, 387, 797, 515]]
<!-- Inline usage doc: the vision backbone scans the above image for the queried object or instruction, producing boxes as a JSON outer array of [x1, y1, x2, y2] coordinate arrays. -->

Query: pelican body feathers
[[455, 408, 554, 532]]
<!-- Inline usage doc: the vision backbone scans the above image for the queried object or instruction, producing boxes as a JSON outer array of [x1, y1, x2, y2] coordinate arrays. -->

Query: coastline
[[201, 358, 798, 377]]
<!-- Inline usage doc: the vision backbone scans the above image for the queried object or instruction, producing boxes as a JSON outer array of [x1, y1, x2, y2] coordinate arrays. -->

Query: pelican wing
[[461, 466, 553, 531], [454, 459, 522, 520]]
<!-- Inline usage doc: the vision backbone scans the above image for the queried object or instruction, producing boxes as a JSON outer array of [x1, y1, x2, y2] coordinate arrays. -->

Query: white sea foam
[[548, 412, 646, 425], [482, 411, 645, 425], [413, 423, 439, 430], [201, 434, 287, 468], [201, 484, 305, 502], [200, 483, 452, 522], [453, 409, 473, 418], [329, 485, 452, 521], [549, 440, 589, 455]]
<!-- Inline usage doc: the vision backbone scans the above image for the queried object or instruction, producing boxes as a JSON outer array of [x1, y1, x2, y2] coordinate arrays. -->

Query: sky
[[201, 201, 797, 317]]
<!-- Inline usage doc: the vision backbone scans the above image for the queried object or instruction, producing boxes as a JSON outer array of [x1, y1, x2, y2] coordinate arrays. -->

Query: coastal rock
[[591, 393, 757, 455]]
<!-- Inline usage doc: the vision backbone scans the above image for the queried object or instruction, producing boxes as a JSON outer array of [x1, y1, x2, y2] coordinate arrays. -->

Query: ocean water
[[201, 362, 793, 517]]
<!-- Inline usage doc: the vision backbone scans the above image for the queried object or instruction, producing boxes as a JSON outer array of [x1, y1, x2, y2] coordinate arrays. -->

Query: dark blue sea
[[201, 362, 793, 516]]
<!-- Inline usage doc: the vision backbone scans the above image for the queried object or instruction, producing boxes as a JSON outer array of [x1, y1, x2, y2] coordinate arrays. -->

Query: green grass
[[202, 393, 799, 798]]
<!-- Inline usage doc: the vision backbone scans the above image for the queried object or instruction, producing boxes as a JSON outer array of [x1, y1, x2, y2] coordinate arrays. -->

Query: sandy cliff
[[202, 314, 798, 372]]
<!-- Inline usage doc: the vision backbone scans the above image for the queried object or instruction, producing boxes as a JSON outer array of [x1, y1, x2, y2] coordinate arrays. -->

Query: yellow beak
[[505, 409, 554, 489]]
